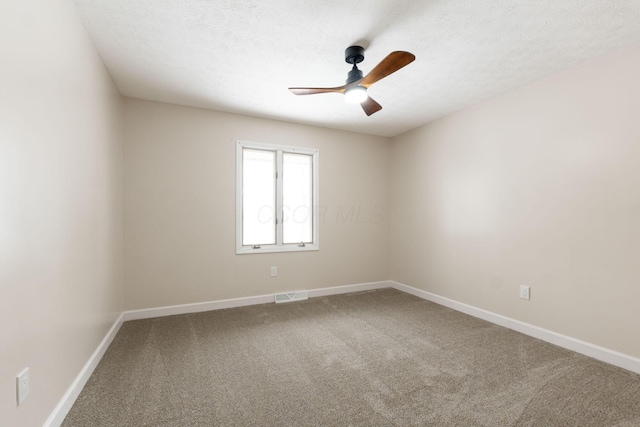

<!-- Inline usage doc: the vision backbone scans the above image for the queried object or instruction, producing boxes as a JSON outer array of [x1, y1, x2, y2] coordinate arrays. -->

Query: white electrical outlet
[[520, 285, 531, 300], [16, 367, 29, 406], [271, 266, 277, 277]]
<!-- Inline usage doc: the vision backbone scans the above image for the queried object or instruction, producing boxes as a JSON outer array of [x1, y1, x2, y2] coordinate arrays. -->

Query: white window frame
[[236, 140, 319, 254]]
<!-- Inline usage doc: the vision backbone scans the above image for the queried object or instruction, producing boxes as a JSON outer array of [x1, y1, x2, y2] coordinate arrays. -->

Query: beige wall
[[0, 0, 123, 426], [123, 98, 390, 310], [390, 42, 640, 358]]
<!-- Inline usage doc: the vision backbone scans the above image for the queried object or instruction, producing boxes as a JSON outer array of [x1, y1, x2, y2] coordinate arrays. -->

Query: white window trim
[[236, 140, 319, 255]]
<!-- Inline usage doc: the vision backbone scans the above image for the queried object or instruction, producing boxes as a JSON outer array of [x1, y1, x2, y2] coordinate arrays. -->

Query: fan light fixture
[[345, 86, 368, 103]]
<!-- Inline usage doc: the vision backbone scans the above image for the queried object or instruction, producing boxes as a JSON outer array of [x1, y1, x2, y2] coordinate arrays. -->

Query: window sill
[[236, 244, 319, 255]]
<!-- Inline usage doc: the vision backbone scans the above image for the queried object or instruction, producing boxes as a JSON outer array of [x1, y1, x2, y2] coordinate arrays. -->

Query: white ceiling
[[73, 0, 640, 137]]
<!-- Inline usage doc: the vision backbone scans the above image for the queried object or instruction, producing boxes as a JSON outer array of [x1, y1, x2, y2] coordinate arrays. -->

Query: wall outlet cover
[[16, 367, 29, 406]]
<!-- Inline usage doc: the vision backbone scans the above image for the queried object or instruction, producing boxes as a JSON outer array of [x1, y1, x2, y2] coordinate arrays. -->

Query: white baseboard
[[43, 313, 124, 427], [307, 280, 392, 298], [124, 281, 393, 321], [123, 294, 275, 321], [391, 281, 640, 375]]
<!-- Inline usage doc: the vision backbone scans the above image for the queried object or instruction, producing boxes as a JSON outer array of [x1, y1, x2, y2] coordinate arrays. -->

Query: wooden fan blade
[[360, 96, 382, 116], [288, 86, 347, 95], [360, 51, 415, 88]]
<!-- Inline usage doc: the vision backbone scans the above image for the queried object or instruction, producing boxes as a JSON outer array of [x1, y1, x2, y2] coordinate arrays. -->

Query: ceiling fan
[[288, 46, 415, 116]]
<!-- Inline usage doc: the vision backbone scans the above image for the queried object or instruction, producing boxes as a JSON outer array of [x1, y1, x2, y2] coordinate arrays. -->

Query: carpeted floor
[[62, 288, 640, 426]]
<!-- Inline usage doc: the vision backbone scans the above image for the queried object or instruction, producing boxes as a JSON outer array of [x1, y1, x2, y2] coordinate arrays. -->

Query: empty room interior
[[3, 0, 640, 426]]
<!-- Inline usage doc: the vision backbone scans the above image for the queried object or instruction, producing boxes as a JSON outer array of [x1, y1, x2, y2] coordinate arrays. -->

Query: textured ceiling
[[73, 0, 640, 137]]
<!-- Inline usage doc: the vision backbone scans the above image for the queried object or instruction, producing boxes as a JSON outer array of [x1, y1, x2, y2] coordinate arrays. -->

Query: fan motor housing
[[346, 68, 363, 84]]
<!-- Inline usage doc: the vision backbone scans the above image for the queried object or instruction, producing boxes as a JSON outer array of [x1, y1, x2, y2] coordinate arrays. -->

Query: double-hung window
[[236, 140, 319, 254]]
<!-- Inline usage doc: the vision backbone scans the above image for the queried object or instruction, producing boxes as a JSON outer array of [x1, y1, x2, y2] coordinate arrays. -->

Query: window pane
[[283, 153, 312, 244], [243, 149, 275, 245]]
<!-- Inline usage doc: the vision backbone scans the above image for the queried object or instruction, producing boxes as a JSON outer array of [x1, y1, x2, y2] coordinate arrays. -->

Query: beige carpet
[[62, 289, 640, 426]]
